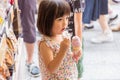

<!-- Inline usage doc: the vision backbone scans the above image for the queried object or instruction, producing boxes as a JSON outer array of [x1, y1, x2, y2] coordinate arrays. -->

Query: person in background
[[83, 0, 118, 30], [91, 0, 113, 43], [66, 0, 85, 80], [37, 0, 82, 79], [82, 0, 113, 43], [82, 0, 95, 30], [18, 0, 40, 77]]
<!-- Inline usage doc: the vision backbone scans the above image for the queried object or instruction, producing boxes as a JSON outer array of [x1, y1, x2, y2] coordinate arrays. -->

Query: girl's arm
[[39, 38, 70, 73]]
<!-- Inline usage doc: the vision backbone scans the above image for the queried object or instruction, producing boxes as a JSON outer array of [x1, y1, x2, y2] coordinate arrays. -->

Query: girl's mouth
[[62, 28, 65, 31]]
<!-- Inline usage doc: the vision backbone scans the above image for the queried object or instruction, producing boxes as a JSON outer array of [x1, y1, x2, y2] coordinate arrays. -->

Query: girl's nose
[[63, 19, 68, 26]]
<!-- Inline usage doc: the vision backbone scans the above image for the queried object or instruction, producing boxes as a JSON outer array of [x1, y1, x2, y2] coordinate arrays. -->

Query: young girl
[[37, 0, 81, 79]]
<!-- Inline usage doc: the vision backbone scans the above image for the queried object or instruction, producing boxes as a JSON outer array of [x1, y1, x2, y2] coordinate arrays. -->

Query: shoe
[[108, 14, 118, 25], [111, 26, 120, 32], [91, 30, 113, 43], [26, 62, 40, 77], [84, 24, 94, 30], [112, 0, 120, 3]]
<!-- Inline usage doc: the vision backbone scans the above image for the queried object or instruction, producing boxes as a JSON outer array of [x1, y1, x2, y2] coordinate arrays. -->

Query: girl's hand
[[60, 38, 70, 54]]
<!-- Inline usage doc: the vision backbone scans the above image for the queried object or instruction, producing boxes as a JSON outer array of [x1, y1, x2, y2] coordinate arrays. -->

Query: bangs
[[54, 0, 71, 19], [37, 0, 71, 37]]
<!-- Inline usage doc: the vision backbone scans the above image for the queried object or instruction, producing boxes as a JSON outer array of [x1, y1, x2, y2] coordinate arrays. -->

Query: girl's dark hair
[[37, 0, 71, 37]]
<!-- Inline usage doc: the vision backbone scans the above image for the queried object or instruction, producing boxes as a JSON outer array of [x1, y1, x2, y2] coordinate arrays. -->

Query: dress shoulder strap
[[39, 35, 54, 50]]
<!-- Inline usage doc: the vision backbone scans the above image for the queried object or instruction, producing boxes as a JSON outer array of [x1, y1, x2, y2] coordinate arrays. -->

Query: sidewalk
[[81, 4, 120, 80], [81, 23, 120, 80], [17, 3, 120, 80]]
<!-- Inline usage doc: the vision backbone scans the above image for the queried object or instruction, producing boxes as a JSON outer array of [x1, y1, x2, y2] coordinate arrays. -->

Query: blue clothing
[[83, 0, 108, 24], [18, 0, 36, 43]]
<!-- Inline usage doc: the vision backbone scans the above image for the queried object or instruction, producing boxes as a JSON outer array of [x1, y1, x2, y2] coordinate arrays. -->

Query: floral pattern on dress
[[38, 33, 78, 80]]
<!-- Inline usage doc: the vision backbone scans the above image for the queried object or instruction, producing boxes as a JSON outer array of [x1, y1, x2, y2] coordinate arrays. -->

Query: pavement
[[13, 3, 120, 80], [81, 3, 120, 80]]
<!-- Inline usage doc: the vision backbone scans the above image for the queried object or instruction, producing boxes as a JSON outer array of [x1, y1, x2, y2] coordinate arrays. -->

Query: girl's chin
[[58, 32, 63, 35], [57, 30, 65, 34], [61, 30, 65, 33]]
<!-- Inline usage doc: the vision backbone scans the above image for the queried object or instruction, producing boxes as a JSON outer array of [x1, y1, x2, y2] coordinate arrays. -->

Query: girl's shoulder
[[38, 35, 60, 56], [38, 35, 54, 49]]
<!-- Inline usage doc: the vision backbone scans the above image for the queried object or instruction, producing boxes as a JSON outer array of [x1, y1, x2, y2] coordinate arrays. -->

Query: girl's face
[[52, 15, 69, 36]]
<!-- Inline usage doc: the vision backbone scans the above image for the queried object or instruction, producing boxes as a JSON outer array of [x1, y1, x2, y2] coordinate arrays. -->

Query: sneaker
[[108, 14, 118, 25], [84, 23, 94, 30], [112, 0, 120, 3], [91, 30, 113, 43], [26, 62, 40, 77]]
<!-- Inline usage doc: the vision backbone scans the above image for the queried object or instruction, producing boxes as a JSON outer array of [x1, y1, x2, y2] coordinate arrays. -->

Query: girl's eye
[[57, 18, 62, 21], [56, 16, 69, 21]]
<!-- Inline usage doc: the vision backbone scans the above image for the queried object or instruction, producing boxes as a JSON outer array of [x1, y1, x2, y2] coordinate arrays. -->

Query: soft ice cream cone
[[72, 47, 81, 52], [72, 36, 82, 62], [72, 36, 81, 52]]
